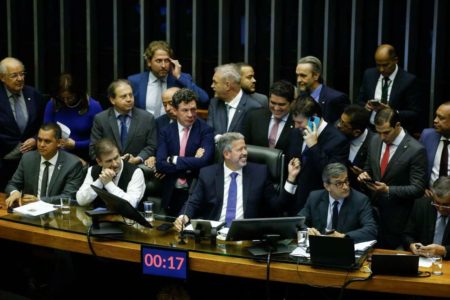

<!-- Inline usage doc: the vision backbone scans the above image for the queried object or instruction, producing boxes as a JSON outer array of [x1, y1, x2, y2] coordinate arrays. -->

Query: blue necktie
[[118, 114, 128, 148], [12, 95, 27, 133], [332, 201, 339, 230], [433, 215, 447, 244], [225, 172, 238, 227]]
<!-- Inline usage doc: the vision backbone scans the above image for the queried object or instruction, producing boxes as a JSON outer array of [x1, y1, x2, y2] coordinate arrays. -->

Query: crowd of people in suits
[[1, 40, 449, 263]]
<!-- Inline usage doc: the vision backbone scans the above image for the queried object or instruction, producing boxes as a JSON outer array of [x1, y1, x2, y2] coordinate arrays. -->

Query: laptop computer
[[371, 254, 419, 276], [309, 235, 366, 270]]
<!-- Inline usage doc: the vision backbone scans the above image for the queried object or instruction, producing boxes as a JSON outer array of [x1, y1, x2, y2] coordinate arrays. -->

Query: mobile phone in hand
[[307, 116, 320, 131], [369, 99, 381, 107]]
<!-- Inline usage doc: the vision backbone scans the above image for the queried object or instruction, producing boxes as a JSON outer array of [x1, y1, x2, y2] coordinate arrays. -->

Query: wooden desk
[[0, 197, 449, 298]]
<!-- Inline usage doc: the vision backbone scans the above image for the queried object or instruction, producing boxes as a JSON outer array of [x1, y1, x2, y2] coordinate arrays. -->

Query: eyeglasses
[[430, 201, 450, 210], [6, 71, 26, 79], [329, 180, 350, 189]]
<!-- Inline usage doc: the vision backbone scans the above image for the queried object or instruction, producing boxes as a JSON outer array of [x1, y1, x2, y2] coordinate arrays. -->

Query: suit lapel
[[216, 165, 225, 213], [276, 114, 294, 148], [217, 101, 228, 133], [31, 153, 41, 194], [48, 152, 64, 195], [373, 139, 383, 180], [138, 72, 149, 109], [108, 109, 122, 151], [383, 135, 410, 180], [228, 94, 246, 132], [185, 120, 199, 155], [318, 192, 329, 230], [22, 88, 33, 129], [242, 166, 250, 215]]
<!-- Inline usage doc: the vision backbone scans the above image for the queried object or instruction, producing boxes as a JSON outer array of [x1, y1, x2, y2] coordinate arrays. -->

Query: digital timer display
[[141, 246, 188, 279]]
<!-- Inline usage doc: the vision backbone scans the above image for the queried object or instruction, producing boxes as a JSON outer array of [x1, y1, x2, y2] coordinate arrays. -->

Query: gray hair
[[322, 163, 347, 183], [431, 176, 450, 198], [297, 56, 322, 75], [214, 63, 241, 84], [0, 57, 24, 74], [217, 132, 245, 155]]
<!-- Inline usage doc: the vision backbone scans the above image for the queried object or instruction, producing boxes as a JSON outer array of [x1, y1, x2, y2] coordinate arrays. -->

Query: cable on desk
[[265, 249, 272, 300], [337, 272, 373, 300], [87, 223, 98, 258]]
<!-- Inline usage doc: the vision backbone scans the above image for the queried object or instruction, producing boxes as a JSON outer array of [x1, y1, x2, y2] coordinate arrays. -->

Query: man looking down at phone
[[299, 163, 377, 243], [128, 40, 209, 116], [403, 176, 450, 259], [282, 95, 349, 215], [357, 108, 427, 249]]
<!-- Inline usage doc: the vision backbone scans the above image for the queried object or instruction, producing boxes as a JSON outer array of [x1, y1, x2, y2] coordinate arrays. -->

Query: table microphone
[[178, 178, 197, 245]]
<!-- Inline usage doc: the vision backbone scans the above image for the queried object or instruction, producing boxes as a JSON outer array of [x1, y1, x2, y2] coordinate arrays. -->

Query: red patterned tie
[[380, 143, 391, 177]]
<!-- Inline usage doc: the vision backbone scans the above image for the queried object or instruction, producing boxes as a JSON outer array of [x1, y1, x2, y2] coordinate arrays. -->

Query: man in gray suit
[[358, 108, 427, 249], [299, 163, 377, 243], [89, 79, 157, 165], [207, 63, 262, 141], [5, 123, 84, 206], [236, 62, 268, 108]]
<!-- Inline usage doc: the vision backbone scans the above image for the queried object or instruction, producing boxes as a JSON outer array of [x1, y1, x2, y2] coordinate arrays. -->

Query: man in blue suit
[[358, 44, 423, 134], [296, 56, 350, 124], [0, 57, 45, 191], [419, 102, 450, 190], [128, 40, 209, 117], [174, 132, 301, 230], [299, 163, 377, 243], [156, 88, 215, 216]]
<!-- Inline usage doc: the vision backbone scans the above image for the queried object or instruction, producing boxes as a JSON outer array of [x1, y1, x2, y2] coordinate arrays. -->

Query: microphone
[[178, 178, 198, 245]]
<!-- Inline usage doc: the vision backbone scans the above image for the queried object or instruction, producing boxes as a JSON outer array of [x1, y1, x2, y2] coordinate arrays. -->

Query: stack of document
[[13, 201, 57, 216], [354, 240, 377, 251]]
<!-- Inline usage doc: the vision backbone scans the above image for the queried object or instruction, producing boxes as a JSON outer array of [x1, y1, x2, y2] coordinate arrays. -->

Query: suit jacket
[[419, 128, 443, 181], [347, 130, 374, 192], [183, 162, 281, 220], [5, 150, 84, 204], [248, 92, 268, 108], [299, 189, 378, 243], [364, 131, 427, 249], [0, 84, 45, 156], [403, 197, 450, 259], [318, 85, 350, 124], [283, 124, 350, 215], [89, 107, 157, 161], [156, 114, 173, 135], [127, 71, 210, 109], [207, 92, 262, 136], [357, 67, 423, 133], [242, 108, 294, 154], [156, 118, 215, 209]]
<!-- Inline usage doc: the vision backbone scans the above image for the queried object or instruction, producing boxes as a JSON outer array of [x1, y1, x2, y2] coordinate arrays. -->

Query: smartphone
[[307, 116, 320, 131], [156, 222, 174, 232], [363, 178, 376, 184], [369, 99, 382, 107]]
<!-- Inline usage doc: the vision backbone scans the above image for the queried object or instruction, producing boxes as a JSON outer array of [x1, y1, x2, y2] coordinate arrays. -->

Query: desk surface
[[0, 197, 449, 298]]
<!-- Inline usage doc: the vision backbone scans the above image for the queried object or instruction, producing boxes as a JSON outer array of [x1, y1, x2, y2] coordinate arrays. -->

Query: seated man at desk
[[298, 162, 378, 243], [5, 123, 84, 206], [76, 138, 145, 208], [174, 132, 300, 231], [403, 176, 450, 259]]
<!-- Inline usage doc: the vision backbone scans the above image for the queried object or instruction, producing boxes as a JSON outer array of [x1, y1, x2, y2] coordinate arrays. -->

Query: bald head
[[374, 44, 398, 78], [0, 57, 26, 94], [162, 87, 179, 120]]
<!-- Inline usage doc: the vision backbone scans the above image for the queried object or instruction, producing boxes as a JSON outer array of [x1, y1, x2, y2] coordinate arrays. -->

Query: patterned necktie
[[40, 161, 51, 199], [439, 139, 449, 177], [332, 200, 339, 230], [118, 114, 128, 148], [154, 79, 164, 118], [268, 118, 281, 148], [380, 143, 391, 177], [12, 94, 27, 133], [177, 127, 190, 186], [225, 172, 238, 227], [381, 77, 390, 104], [433, 215, 447, 244]]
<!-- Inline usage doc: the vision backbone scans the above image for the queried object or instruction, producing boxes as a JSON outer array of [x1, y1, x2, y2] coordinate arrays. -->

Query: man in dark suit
[[174, 132, 300, 230], [5, 123, 83, 207], [236, 62, 268, 108], [358, 44, 423, 134], [403, 176, 450, 259], [0, 57, 45, 191], [299, 163, 377, 243], [156, 89, 215, 216], [419, 102, 450, 189], [128, 40, 209, 116], [155, 87, 179, 134], [296, 56, 350, 124], [358, 108, 427, 249], [207, 63, 262, 140], [242, 80, 295, 154], [89, 79, 157, 165], [283, 95, 349, 215]]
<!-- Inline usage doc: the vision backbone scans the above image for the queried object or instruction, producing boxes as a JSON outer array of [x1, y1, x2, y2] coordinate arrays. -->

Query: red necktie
[[380, 143, 391, 177]]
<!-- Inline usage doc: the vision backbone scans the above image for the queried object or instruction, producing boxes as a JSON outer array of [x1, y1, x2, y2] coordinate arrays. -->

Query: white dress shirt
[[370, 65, 399, 124], [38, 153, 59, 199], [379, 128, 406, 165], [349, 129, 368, 163], [219, 164, 244, 224]]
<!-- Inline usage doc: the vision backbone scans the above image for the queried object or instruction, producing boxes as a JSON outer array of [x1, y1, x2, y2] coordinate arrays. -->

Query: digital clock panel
[[141, 246, 188, 279]]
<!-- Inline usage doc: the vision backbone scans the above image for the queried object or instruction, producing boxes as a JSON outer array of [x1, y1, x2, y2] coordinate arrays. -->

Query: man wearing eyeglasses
[[299, 163, 377, 243], [403, 176, 450, 259], [0, 57, 45, 191]]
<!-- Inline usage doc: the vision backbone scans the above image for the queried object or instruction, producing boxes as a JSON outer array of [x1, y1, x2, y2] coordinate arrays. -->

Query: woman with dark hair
[[44, 73, 102, 162]]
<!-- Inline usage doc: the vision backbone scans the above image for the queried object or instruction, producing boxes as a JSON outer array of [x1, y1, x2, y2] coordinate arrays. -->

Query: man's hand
[[21, 194, 38, 205], [61, 138, 76, 150], [20, 138, 36, 153], [174, 215, 189, 232], [144, 156, 156, 169], [5, 191, 22, 207], [99, 168, 116, 185], [307, 227, 321, 236], [154, 172, 166, 179], [365, 100, 388, 112], [169, 58, 182, 79], [424, 188, 433, 198], [327, 231, 346, 238], [417, 244, 446, 257], [195, 148, 205, 158], [287, 158, 301, 183], [127, 155, 142, 165], [302, 123, 318, 148], [365, 181, 389, 193], [410, 243, 424, 255]]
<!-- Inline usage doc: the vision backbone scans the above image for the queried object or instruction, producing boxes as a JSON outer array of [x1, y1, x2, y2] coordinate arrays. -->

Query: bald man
[[358, 44, 423, 134], [156, 87, 179, 134]]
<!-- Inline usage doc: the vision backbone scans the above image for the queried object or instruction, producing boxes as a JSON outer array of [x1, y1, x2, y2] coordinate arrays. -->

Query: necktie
[[177, 127, 190, 186], [225, 172, 238, 227], [268, 118, 281, 148], [12, 94, 27, 133], [332, 200, 339, 230], [225, 104, 232, 131], [154, 79, 164, 118], [433, 215, 447, 244], [439, 139, 449, 177], [380, 143, 391, 177], [381, 77, 390, 104], [118, 114, 128, 148], [40, 161, 51, 199]]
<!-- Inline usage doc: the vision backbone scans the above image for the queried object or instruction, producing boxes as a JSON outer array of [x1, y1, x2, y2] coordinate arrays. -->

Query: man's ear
[[96, 158, 102, 166]]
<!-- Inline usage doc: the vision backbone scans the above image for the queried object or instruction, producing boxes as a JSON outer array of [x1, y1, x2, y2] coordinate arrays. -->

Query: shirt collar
[[223, 163, 243, 178], [177, 122, 191, 133], [149, 71, 167, 83], [391, 128, 406, 147], [328, 194, 344, 205], [379, 64, 399, 82], [40, 151, 59, 166], [114, 109, 132, 118], [271, 113, 289, 122], [227, 89, 243, 109], [351, 129, 368, 146], [310, 84, 323, 101], [317, 119, 327, 136]]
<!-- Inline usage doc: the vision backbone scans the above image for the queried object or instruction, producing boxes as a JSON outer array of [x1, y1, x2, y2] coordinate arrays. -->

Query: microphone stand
[[178, 178, 197, 245], [178, 217, 187, 245]]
